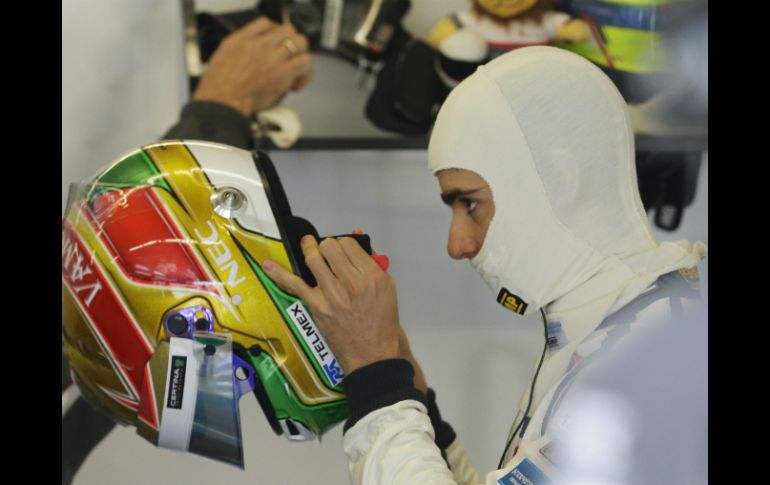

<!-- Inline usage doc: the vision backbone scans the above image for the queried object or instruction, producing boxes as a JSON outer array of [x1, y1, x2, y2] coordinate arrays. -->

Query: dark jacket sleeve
[[163, 101, 253, 149], [425, 387, 457, 451], [342, 359, 457, 453]]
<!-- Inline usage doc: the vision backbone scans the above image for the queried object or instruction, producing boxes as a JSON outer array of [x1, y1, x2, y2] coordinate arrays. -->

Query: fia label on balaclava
[[497, 287, 529, 314]]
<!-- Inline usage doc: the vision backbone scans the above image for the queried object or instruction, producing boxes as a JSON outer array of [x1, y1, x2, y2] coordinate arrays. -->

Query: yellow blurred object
[[428, 16, 460, 48], [554, 0, 670, 73], [429, 0, 584, 60], [556, 19, 591, 43]]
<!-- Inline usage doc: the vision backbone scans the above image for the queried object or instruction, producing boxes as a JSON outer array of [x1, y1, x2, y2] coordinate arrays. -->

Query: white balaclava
[[428, 46, 706, 337]]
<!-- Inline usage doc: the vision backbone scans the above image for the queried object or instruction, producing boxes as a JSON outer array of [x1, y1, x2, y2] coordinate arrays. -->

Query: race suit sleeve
[[341, 358, 546, 484], [425, 389, 482, 484], [162, 101, 253, 149], [342, 359, 485, 485]]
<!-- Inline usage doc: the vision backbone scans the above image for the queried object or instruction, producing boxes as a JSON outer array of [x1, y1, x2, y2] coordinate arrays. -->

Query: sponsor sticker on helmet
[[285, 301, 345, 387], [158, 338, 199, 452], [166, 356, 188, 409]]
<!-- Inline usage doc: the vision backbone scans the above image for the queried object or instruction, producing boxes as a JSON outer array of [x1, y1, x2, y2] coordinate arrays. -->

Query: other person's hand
[[193, 17, 313, 117]]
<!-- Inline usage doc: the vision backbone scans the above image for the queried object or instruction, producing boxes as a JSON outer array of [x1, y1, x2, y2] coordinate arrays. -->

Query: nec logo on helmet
[[193, 221, 246, 288]]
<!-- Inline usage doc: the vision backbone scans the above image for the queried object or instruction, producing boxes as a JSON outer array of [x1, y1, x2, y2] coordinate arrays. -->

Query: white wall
[[62, 0, 186, 213]]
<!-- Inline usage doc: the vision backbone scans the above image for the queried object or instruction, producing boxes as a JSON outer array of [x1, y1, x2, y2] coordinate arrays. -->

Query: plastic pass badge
[[498, 458, 551, 485]]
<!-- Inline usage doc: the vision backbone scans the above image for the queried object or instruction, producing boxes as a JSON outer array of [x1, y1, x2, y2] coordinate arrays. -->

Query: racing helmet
[[61, 140, 377, 467]]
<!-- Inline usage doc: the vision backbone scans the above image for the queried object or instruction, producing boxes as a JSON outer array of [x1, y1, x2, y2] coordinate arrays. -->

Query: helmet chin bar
[[164, 307, 293, 441], [162, 301, 335, 445], [155, 316, 319, 465], [232, 343, 284, 437], [156, 334, 248, 468]]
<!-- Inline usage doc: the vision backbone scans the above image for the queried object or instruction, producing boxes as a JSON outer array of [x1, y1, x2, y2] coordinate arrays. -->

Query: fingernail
[[263, 260, 275, 272], [301, 234, 314, 246]]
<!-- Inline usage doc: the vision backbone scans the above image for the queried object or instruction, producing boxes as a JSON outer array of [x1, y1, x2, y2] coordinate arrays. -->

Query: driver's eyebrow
[[440, 187, 487, 206]]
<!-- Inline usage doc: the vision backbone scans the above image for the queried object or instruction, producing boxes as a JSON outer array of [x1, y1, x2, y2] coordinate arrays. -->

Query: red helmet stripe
[[137, 364, 160, 429], [62, 221, 151, 403], [88, 188, 207, 286]]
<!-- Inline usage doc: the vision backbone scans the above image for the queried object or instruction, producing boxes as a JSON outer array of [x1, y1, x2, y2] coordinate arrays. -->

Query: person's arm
[[163, 101, 253, 148], [397, 326, 468, 469], [263, 235, 550, 483], [341, 359, 482, 485], [425, 389, 481, 484], [163, 17, 313, 148], [342, 359, 460, 485], [264, 236, 485, 483], [343, 362, 455, 484]]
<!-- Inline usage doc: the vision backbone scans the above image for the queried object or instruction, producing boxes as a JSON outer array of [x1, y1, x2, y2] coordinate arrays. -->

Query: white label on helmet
[[159, 338, 199, 451], [285, 301, 345, 387], [187, 142, 281, 240]]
